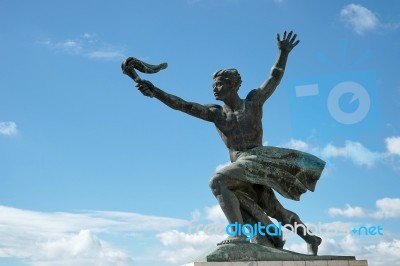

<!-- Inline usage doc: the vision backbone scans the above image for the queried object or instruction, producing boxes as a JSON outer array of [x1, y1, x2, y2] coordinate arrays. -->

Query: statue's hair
[[212, 68, 242, 90]]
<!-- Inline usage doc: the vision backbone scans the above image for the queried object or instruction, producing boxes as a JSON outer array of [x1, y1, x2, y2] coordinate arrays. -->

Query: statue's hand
[[136, 79, 155, 98], [277, 31, 300, 53]]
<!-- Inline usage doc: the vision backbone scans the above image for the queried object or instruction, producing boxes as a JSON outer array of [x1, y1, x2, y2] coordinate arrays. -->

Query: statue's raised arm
[[246, 31, 300, 105]]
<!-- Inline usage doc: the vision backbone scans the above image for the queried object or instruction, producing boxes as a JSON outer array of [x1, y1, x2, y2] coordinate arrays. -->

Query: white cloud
[[157, 216, 400, 266], [321, 143, 348, 157], [0, 121, 18, 136], [322, 141, 381, 168], [328, 198, 400, 219], [340, 4, 379, 35], [215, 161, 230, 172], [61, 40, 81, 49], [372, 198, 400, 219], [158, 229, 223, 247], [155, 204, 229, 264], [190, 209, 201, 221], [286, 235, 400, 265], [280, 138, 382, 168], [286, 235, 362, 256], [386, 136, 400, 155], [32, 230, 131, 266], [204, 204, 226, 223], [340, 4, 399, 35], [0, 206, 185, 234], [329, 204, 367, 218], [157, 229, 225, 264], [50, 40, 83, 55], [42, 33, 125, 61], [368, 239, 400, 265], [383, 137, 400, 170], [158, 246, 201, 264], [284, 138, 309, 151], [88, 50, 125, 60], [320, 136, 400, 170], [216, 137, 393, 171], [0, 205, 186, 265], [82, 32, 94, 39], [216, 136, 398, 172]]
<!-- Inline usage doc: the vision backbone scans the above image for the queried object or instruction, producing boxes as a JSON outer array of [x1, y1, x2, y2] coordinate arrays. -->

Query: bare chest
[[216, 101, 262, 135]]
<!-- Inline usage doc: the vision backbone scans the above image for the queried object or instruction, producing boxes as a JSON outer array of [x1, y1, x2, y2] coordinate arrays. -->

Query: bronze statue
[[122, 31, 325, 255]]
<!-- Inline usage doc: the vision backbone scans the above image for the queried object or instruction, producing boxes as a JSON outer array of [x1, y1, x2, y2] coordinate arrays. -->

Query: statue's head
[[212, 68, 242, 101]]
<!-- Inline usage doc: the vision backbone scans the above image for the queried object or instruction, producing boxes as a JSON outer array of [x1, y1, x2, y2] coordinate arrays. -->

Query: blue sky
[[1, 0, 400, 265]]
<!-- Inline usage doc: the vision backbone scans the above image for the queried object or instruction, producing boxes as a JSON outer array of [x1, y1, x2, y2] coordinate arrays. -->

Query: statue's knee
[[288, 211, 300, 222], [209, 174, 225, 195], [281, 210, 299, 224]]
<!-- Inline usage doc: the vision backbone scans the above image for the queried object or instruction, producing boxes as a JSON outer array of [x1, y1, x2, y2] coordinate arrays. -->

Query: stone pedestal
[[182, 243, 368, 266], [184, 261, 368, 266]]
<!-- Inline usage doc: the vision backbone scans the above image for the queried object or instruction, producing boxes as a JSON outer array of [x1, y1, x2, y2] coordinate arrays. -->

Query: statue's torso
[[214, 100, 263, 161]]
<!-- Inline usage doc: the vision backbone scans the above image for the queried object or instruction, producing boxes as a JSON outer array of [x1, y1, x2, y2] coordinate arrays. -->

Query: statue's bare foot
[[217, 235, 248, 245], [307, 235, 322, 255]]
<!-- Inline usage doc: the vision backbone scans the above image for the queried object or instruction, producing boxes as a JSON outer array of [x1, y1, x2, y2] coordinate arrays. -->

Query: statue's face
[[213, 76, 233, 101]]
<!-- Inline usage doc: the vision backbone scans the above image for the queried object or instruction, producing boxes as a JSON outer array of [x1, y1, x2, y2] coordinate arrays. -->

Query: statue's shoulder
[[204, 103, 222, 111], [204, 104, 223, 117], [245, 88, 259, 101]]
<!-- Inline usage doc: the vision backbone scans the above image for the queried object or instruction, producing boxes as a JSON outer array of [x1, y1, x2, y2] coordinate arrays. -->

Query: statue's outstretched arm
[[136, 80, 218, 122], [247, 31, 300, 105]]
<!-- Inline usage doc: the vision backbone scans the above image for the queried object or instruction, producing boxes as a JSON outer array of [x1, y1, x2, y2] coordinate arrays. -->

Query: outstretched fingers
[[290, 33, 300, 47], [277, 30, 300, 50], [290, 34, 297, 43], [286, 31, 293, 41]]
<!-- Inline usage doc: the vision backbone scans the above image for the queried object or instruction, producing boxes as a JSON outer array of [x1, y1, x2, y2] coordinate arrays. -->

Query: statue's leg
[[237, 191, 285, 249], [209, 164, 252, 244], [257, 187, 322, 255], [209, 164, 249, 224], [209, 174, 246, 225]]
